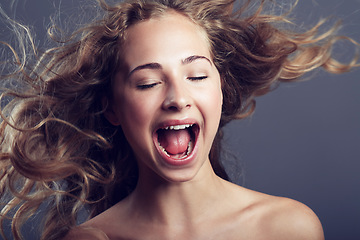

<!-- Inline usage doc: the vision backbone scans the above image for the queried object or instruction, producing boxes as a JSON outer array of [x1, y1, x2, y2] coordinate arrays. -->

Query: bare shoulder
[[62, 226, 110, 240], [261, 196, 324, 240], [235, 187, 324, 240]]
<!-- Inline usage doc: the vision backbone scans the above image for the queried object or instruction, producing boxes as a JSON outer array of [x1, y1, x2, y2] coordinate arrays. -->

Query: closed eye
[[137, 82, 159, 90], [188, 76, 208, 81]]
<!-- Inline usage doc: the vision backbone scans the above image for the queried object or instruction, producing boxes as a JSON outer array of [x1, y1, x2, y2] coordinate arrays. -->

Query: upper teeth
[[164, 124, 192, 130]]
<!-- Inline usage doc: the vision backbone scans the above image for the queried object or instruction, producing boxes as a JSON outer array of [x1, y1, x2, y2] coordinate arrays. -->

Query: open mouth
[[155, 124, 199, 161]]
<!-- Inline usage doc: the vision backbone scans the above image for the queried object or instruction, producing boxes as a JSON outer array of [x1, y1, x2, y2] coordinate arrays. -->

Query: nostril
[[166, 103, 191, 111], [163, 97, 191, 111], [168, 106, 178, 111]]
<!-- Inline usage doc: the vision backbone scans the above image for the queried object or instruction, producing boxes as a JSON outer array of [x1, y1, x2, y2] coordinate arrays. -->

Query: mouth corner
[[191, 123, 200, 138]]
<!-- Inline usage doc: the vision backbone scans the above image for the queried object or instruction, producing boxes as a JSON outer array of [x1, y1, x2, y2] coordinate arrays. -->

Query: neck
[[124, 160, 228, 227]]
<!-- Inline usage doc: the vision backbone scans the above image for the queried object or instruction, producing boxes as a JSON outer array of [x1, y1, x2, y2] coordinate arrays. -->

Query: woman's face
[[107, 12, 223, 182]]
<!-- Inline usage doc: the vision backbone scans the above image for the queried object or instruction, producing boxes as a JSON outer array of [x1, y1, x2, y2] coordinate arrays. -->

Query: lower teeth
[[186, 140, 194, 155], [159, 140, 193, 159]]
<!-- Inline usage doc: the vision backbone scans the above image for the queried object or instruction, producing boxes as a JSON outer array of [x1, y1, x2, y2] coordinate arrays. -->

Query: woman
[[0, 0, 358, 239]]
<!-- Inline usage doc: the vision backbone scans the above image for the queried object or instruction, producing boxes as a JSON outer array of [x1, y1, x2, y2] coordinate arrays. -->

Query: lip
[[153, 119, 200, 167]]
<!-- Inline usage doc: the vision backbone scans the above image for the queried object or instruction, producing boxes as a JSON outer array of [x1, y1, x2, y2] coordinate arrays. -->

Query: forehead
[[121, 12, 211, 68]]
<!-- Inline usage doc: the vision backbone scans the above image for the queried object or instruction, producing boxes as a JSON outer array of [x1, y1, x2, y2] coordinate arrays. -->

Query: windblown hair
[[0, 0, 358, 239]]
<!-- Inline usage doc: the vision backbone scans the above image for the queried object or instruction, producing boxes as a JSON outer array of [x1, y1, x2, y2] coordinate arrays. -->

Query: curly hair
[[0, 0, 358, 239]]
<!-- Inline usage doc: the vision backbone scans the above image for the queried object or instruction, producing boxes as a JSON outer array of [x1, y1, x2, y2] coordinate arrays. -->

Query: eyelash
[[188, 76, 208, 81], [136, 76, 207, 89], [137, 83, 158, 90]]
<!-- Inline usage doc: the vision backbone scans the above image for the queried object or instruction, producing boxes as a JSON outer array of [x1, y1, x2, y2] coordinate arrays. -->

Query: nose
[[162, 81, 191, 111]]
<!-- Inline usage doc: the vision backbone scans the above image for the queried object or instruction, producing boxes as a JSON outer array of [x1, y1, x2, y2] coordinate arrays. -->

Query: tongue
[[158, 129, 191, 155]]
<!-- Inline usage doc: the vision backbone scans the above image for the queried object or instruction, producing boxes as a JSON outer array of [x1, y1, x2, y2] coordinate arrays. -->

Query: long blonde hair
[[0, 0, 358, 239]]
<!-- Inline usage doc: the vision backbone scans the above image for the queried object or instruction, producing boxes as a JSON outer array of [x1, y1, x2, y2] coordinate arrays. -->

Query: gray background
[[0, 0, 359, 239]]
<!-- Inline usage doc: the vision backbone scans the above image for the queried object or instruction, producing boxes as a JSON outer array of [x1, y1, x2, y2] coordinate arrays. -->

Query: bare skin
[[64, 12, 324, 240], [66, 161, 323, 240], [64, 166, 324, 240]]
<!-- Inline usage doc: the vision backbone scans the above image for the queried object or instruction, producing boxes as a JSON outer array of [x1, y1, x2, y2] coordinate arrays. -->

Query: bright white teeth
[[158, 124, 195, 159], [158, 140, 193, 159], [159, 144, 170, 157], [164, 124, 191, 130], [186, 140, 194, 155]]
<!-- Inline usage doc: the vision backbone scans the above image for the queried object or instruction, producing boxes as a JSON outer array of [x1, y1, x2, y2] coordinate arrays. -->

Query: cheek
[[116, 95, 151, 153], [119, 94, 149, 128], [195, 80, 223, 128], [214, 90, 223, 121], [211, 83, 223, 129], [210, 80, 223, 113]]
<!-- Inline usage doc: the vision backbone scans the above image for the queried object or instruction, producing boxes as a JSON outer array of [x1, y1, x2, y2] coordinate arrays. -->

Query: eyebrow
[[182, 55, 212, 65], [127, 55, 212, 78], [127, 63, 162, 78]]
